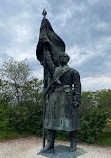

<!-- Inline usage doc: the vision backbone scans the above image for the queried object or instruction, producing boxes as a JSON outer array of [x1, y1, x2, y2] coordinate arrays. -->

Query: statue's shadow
[[37, 144, 87, 158]]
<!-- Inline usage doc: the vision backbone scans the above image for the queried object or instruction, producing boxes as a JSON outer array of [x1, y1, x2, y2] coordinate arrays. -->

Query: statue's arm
[[73, 70, 81, 106], [43, 46, 55, 76]]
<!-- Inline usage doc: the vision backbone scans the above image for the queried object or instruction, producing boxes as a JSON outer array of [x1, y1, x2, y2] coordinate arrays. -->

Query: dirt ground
[[0, 136, 111, 158]]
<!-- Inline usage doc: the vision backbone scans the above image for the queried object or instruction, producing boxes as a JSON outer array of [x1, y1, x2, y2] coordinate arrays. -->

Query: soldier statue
[[36, 9, 81, 153]]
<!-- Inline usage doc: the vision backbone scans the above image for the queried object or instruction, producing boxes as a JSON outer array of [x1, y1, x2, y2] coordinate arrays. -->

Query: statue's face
[[59, 54, 69, 64]]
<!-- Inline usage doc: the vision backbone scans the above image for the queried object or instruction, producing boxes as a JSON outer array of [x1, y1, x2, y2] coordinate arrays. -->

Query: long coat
[[45, 65, 81, 131]]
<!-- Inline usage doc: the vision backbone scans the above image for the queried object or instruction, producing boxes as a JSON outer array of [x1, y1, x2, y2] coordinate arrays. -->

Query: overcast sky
[[0, 0, 111, 91]]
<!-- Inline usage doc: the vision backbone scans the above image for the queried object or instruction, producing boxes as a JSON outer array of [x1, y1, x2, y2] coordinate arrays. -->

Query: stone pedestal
[[37, 144, 87, 158]]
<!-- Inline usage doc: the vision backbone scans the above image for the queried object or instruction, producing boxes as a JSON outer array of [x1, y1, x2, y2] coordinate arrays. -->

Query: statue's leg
[[40, 129, 56, 153], [69, 130, 77, 152]]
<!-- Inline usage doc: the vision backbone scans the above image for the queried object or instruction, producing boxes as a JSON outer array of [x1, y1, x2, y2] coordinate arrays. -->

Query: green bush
[[15, 104, 43, 136], [24, 112, 43, 136], [77, 91, 107, 143], [78, 106, 107, 143], [56, 131, 69, 140], [0, 93, 15, 132]]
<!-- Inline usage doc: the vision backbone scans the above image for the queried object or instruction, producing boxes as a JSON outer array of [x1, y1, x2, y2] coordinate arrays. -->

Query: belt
[[54, 84, 72, 93]]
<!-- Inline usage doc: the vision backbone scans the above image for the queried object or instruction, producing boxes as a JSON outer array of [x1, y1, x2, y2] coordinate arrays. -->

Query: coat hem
[[44, 126, 81, 131]]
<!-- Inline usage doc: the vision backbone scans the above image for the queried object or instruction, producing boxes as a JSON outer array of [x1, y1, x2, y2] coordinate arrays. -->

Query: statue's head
[[59, 52, 70, 65]]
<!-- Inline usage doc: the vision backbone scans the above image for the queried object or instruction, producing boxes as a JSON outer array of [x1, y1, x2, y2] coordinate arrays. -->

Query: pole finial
[[42, 9, 47, 18]]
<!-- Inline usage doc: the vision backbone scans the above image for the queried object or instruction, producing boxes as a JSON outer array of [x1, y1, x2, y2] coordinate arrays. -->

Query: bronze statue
[[36, 9, 81, 153]]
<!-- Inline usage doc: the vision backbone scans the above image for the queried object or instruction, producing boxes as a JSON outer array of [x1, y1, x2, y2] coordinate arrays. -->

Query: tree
[[0, 58, 32, 113], [0, 58, 31, 83], [0, 58, 43, 131]]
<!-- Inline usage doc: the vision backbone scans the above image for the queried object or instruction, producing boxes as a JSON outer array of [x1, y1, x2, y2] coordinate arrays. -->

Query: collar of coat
[[53, 65, 70, 78]]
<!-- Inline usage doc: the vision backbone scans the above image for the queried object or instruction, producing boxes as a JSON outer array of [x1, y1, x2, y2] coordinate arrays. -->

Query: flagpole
[[43, 46, 46, 147], [42, 9, 47, 148], [43, 95, 45, 147]]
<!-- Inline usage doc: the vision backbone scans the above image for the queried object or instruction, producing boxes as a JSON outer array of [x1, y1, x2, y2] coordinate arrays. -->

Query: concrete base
[[37, 144, 87, 158]]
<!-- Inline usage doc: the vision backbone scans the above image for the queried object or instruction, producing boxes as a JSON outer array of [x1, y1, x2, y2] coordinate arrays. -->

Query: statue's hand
[[43, 89, 47, 98], [43, 45, 48, 51], [73, 101, 79, 107], [42, 92, 46, 98]]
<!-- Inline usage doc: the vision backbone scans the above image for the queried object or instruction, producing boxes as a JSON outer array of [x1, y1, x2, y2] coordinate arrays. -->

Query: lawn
[[95, 126, 111, 147], [0, 130, 31, 141], [0, 126, 111, 147]]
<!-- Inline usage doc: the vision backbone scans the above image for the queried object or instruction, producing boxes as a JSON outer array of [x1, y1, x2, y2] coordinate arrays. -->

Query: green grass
[[95, 126, 111, 147], [0, 130, 31, 141], [103, 125, 111, 132], [0, 126, 111, 147]]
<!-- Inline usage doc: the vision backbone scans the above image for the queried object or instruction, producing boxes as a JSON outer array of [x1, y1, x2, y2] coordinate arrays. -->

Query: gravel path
[[0, 137, 111, 158]]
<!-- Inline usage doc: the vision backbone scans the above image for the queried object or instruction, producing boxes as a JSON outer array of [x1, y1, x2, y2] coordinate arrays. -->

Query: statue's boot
[[40, 129, 56, 153], [69, 130, 77, 152]]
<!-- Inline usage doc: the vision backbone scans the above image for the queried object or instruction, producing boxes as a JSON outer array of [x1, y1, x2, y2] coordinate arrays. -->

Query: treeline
[[0, 58, 111, 143]]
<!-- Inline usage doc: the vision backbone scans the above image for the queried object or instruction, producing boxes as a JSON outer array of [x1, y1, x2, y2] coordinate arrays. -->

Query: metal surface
[[38, 144, 87, 158], [43, 96, 46, 147]]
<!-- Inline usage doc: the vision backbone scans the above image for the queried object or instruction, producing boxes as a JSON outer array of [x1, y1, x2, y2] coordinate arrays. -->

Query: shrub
[[78, 106, 107, 143]]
